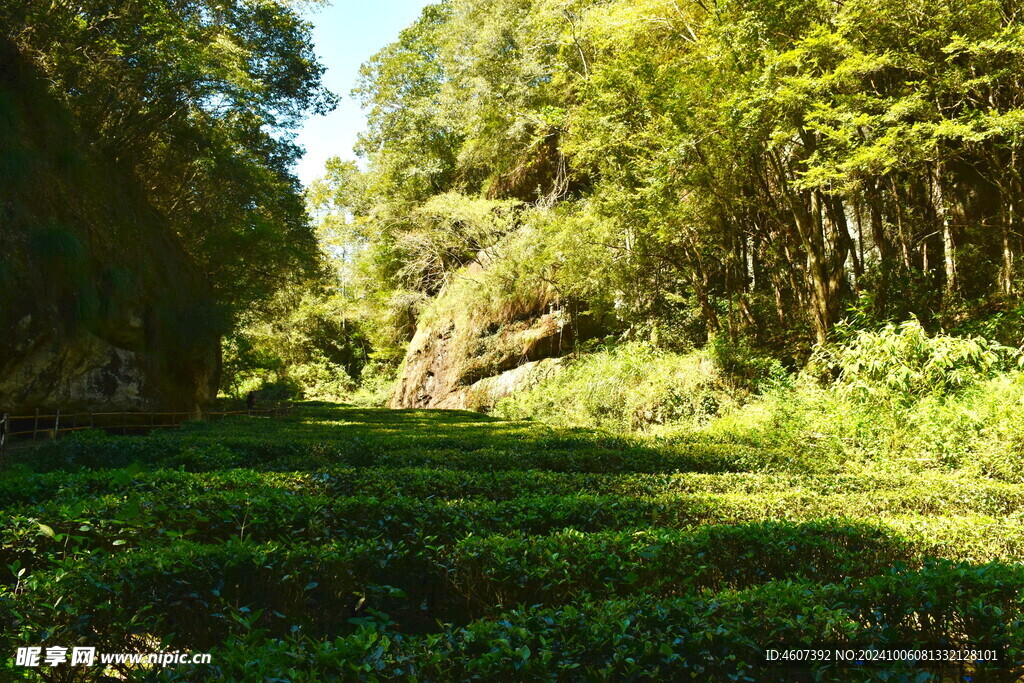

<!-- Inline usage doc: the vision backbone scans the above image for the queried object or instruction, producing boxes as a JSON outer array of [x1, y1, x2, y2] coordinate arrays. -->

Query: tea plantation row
[[1, 404, 1022, 680]]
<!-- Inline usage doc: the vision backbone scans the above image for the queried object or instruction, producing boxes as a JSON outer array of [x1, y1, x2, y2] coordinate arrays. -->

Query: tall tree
[[3, 0, 334, 321]]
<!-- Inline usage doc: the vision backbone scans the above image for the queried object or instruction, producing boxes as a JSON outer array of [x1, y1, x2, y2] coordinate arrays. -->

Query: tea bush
[[2, 403, 1023, 680], [161, 562, 1024, 681]]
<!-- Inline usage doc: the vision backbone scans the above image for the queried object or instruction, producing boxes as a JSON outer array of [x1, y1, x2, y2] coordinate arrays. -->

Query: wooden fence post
[[54, 408, 60, 441], [122, 410, 127, 436], [1, 413, 7, 461], [32, 408, 39, 444]]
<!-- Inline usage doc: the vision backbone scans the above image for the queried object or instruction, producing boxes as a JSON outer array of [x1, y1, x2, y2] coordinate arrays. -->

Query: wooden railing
[[0, 404, 292, 459]]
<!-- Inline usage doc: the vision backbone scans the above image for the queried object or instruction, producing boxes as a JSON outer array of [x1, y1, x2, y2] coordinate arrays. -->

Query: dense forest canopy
[[8, 0, 1024, 397], [2, 0, 333, 325], [305, 0, 1024, 385]]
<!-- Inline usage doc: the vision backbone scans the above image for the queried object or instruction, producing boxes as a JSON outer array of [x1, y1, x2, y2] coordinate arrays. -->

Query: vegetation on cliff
[[289, 0, 1024, 409], [1, 0, 333, 409], [0, 39, 221, 410], [4, 0, 333, 317]]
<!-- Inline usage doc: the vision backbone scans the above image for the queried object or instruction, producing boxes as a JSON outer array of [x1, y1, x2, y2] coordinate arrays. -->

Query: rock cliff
[[389, 269, 601, 411], [0, 40, 220, 414]]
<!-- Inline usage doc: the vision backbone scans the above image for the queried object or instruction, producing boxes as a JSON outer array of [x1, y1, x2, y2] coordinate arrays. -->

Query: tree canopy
[[3, 0, 334, 321], [319, 0, 1024, 364]]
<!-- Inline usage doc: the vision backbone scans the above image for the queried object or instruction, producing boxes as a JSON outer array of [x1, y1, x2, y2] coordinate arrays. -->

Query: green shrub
[[495, 343, 746, 431], [704, 326, 1024, 476], [709, 335, 789, 393], [288, 359, 356, 401], [255, 378, 304, 401], [813, 320, 1021, 406], [349, 360, 398, 406]]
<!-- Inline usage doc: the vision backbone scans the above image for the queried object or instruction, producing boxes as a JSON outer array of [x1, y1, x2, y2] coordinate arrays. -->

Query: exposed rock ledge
[[425, 357, 565, 411], [389, 255, 607, 410], [390, 304, 574, 410]]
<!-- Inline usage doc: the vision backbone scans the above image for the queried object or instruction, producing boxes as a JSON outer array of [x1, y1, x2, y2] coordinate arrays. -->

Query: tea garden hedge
[[2, 404, 1022, 680]]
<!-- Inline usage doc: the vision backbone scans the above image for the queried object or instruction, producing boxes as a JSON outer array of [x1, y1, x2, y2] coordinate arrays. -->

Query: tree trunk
[[801, 190, 849, 345], [1002, 199, 1015, 296], [933, 164, 957, 299]]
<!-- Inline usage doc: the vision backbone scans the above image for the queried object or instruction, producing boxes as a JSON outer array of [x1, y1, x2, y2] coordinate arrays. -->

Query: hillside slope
[[389, 260, 603, 410], [0, 40, 219, 413]]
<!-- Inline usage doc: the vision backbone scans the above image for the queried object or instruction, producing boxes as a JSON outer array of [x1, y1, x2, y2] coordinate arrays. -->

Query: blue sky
[[293, 0, 434, 187]]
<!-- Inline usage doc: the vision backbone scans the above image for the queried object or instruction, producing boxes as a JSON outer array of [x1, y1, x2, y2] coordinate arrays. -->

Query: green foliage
[[175, 561, 1022, 681], [308, 175, 538, 365], [337, 0, 1024, 364], [346, 361, 399, 407], [220, 283, 369, 400], [952, 303, 1024, 351], [710, 336, 790, 393], [706, 327, 1024, 479], [389, 193, 522, 297], [496, 343, 747, 432], [3, 404, 1024, 680], [814, 320, 1021, 404], [28, 223, 85, 273], [3, 0, 334, 321], [354, 2, 460, 203]]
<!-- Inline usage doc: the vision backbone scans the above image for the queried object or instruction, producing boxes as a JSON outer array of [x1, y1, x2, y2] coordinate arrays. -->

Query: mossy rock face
[[390, 268, 603, 411], [0, 40, 219, 413]]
